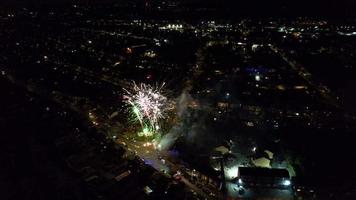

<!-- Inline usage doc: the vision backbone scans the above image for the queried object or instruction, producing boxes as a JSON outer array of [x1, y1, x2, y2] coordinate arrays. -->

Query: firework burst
[[123, 82, 169, 137]]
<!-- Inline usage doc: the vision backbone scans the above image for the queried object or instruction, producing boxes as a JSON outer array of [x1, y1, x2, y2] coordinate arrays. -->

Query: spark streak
[[123, 82, 169, 137]]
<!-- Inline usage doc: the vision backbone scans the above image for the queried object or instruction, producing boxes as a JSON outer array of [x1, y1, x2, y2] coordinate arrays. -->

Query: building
[[237, 167, 291, 189]]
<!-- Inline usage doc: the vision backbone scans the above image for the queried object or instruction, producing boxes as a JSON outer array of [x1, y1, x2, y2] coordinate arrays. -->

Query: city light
[[283, 179, 291, 186], [255, 75, 261, 81], [252, 146, 257, 152], [5, 6, 353, 199]]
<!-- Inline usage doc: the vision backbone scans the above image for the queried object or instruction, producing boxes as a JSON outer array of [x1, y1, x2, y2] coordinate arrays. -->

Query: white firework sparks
[[123, 82, 169, 136]]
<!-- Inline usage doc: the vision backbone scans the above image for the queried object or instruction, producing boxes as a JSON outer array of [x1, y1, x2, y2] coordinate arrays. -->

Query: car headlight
[[282, 180, 291, 186]]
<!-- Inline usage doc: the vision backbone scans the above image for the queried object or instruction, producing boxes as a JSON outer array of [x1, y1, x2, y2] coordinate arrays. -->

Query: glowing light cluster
[[123, 82, 169, 137], [225, 165, 239, 180]]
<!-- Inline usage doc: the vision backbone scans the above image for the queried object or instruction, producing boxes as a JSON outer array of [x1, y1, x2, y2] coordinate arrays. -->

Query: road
[[269, 44, 339, 107], [113, 133, 221, 200]]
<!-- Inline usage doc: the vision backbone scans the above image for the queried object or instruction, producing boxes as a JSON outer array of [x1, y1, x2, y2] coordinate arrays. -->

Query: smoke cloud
[[159, 89, 192, 150]]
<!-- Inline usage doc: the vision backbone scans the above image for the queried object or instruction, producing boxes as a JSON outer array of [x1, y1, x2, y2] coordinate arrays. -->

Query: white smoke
[[177, 89, 192, 118], [159, 90, 192, 150]]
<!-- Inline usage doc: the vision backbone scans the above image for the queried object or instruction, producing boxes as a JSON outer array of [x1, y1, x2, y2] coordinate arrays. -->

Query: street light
[[252, 147, 257, 152], [255, 75, 261, 81]]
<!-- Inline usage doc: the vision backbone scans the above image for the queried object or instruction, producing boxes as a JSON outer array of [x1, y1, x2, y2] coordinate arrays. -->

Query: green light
[[133, 106, 140, 115], [143, 127, 149, 134], [141, 126, 154, 137]]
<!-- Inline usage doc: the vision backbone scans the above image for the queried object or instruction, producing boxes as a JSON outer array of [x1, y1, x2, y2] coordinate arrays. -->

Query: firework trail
[[123, 82, 169, 137]]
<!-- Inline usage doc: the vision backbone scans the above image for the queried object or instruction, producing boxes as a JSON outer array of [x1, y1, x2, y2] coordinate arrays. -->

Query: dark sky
[[1, 0, 356, 17]]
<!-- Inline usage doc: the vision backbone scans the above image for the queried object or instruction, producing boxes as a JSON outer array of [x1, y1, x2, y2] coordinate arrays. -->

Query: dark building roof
[[239, 167, 289, 179]]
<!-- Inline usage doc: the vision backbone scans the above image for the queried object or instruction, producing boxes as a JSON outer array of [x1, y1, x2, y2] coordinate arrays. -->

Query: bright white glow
[[238, 178, 242, 184], [255, 75, 261, 81], [225, 166, 239, 180], [283, 179, 291, 186]]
